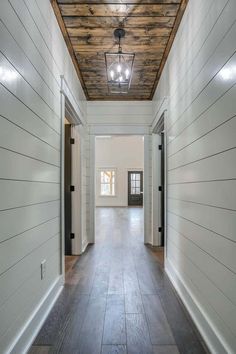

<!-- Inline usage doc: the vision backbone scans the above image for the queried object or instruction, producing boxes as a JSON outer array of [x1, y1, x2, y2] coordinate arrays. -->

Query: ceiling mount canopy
[[105, 27, 135, 95]]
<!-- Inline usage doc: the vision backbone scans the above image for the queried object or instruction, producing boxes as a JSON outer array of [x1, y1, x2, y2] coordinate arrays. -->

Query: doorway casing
[[88, 127, 152, 245], [152, 99, 168, 260], [60, 76, 84, 280]]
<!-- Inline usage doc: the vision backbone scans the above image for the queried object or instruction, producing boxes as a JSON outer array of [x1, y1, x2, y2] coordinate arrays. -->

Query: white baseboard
[[9, 276, 63, 354], [165, 259, 229, 354]]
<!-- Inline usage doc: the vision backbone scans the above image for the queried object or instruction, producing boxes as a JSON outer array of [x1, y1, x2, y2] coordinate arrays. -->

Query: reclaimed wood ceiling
[[52, 0, 188, 100]]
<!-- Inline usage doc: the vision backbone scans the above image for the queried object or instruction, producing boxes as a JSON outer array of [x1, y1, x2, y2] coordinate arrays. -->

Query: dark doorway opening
[[160, 132, 165, 246], [128, 171, 143, 206], [64, 122, 72, 255]]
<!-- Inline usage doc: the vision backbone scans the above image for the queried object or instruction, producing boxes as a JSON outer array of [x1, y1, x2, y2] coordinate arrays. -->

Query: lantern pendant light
[[105, 28, 135, 94]]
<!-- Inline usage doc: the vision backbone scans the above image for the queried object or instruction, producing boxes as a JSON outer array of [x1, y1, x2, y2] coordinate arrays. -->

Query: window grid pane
[[100, 170, 115, 196]]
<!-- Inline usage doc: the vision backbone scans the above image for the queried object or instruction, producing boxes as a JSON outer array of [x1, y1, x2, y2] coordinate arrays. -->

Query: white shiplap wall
[[152, 0, 236, 353], [0, 0, 86, 353]]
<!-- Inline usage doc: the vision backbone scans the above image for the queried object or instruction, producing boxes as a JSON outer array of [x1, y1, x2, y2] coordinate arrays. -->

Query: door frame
[[60, 76, 83, 279], [89, 132, 152, 245], [152, 105, 168, 260]]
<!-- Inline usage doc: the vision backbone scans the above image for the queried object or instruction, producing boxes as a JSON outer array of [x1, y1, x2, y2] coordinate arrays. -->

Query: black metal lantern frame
[[105, 28, 135, 94]]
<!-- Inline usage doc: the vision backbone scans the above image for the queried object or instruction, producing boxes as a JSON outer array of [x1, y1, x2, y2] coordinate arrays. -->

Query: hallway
[[30, 208, 207, 354]]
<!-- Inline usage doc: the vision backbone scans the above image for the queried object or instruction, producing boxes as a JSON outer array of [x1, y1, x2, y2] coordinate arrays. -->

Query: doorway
[[159, 131, 165, 246], [64, 120, 72, 255], [152, 113, 166, 249], [94, 135, 145, 243], [128, 171, 143, 206]]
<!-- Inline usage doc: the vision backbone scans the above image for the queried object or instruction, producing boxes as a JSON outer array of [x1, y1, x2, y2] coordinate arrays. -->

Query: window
[[130, 172, 141, 194], [100, 170, 116, 196]]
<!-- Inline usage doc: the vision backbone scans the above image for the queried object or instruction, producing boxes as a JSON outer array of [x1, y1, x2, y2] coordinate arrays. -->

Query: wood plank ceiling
[[52, 0, 188, 100]]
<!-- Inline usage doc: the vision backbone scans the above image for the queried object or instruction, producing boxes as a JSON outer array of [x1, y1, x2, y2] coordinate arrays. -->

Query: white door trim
[[152, 107, 168, 261], [88, 132, 151, 244], [60, 76, 83, 279]]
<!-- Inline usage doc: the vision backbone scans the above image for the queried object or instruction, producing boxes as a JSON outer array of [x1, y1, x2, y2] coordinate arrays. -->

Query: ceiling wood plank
[[70, 36, 169, 47], [59, 4, 179, 17], [67, 27, 172, 37], [63, 16, 176, 28], [52, 0, 188, 100], [57, 0, 181, 4], [57, 1, 181, 4]]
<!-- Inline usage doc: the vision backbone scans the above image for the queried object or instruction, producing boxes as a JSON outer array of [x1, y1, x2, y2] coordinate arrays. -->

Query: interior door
[[64, 123, 72, 255], [128, 171, 143, 206]]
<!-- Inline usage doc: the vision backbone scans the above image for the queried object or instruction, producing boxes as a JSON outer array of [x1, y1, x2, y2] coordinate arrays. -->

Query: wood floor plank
[[101, 345, 127, 354], [158, 286, 207, 353], [30, 208, 207, 354], [125, 293, 144, 314], [152, 345, 180, 354], [126, 314, 153, 354], [103, 295, 126, 345], [27, 346, 51, 354], [108, 269, 124, 294], [56, 294, 90, 353], [76, 295, 107, 354], [33, 285, 75, 346], [142, 294, 176, 345]]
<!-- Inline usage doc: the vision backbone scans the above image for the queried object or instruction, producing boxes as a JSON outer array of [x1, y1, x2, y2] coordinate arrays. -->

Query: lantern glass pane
[[105, 52, 135, 94]]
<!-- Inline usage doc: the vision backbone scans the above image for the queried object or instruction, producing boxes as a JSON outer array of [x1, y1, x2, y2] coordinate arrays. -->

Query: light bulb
[[125, 69, 129, 79], [117, 64, 121, 73], [110, 70, 114, 79], [119, 76, 123, 82]]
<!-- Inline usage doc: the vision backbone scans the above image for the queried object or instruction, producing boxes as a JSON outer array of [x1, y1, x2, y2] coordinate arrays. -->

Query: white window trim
[[98, 168, 117, 197]]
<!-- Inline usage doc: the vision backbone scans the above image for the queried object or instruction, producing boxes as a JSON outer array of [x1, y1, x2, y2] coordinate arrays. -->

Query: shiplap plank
[[0, 53, 60, 133], [168, 0, 235, 124], [24, 0, 86, 110], [0, 116, 60, 166], [164, 0, 215, 98], [168, 199, 236, 243], [0, 234, 59, 307], [168, 180, 236, 211], [0, 148, 60, 183], [0, 250, 60, 342], [168, 84, 236, 157], [0, 217, 59, 275], [168, 117, 236, 171], [0, 201, 60, 244], [0, 20, 59, 114], [167, 253, 236, 353], [0, 0, 60, 93], [0, 180, 59, 211], [168, 211, 236, 274], [168, 226, 236, 305], [168, 148, 236, 184], [167, 51, 236, 142], [0, 85, 60, 150], [167, 241, 236, 337]]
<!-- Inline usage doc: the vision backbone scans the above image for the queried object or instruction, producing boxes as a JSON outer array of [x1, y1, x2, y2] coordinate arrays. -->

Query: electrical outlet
[[40, 260, 46, 280]]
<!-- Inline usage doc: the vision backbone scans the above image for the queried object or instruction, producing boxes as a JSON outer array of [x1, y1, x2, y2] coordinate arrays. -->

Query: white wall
[[152, 0, 236, 353], [87, 101, 153, 129], [0, 0, 87, 353], [95, 136, 144, 207]]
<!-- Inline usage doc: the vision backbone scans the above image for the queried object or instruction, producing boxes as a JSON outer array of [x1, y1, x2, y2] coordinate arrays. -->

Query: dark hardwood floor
[[29, 208, 208, 354]]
